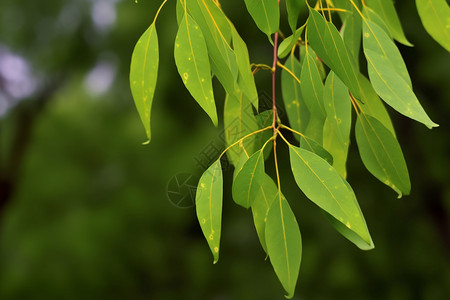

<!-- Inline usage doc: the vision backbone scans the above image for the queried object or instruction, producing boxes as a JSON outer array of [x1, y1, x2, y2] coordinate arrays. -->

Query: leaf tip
[[141, 139, 151, 145], [284, 291, 295, 299]]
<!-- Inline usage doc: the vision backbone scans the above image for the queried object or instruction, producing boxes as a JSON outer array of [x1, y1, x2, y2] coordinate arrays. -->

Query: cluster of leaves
[[129, 0, 447, 297]]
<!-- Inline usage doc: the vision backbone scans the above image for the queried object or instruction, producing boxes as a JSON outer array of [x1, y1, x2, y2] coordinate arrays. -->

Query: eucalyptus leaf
[[175, 14, 218, 126], [300, 48, 326, 144], [130, 23, 159, 143], [244, 0, 280, 36], [416, 0, 450, 52], [184, 0, 239, 95], [363, 18, 411, 87], [364, 49, 438, 128], [289, 146, 372, 244], [355, 114, 410, 197], [307, 8, 361, 99], [232, 150, 265, 208], [196, 160, 223, 263], [266, 196, 302, 299]]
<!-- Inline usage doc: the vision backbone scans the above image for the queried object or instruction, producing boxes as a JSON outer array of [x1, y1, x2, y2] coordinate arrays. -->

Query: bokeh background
[[0, 1, 449, 299]]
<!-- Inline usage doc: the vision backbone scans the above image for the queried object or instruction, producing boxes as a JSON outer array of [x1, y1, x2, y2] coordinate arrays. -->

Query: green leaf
[[175, 14, 218, 126], [224, 92, 259, 166], [232, 150, 265, 209], [286, 0, 306, 32], [244, 0, 280, 36], [184, 0, 239, 95], [251, 174, 278, 253], [355, 114, 410, 197], [289, 146, 372, 245], [307, 8, 361, 99], [281, 54, 309, 137], [300, 48, 326, 144], [416, 0, 450, 52], [196, 160, 223, 263], [322, 72, 351, 178], [231, 26, 259, 107], [363, 18, 411, 87], [365, 0, 413, 46], [364, 49, 438, 128], [266, 196, 302, 299], [130, 23, 159, 143], [278, 25, 305, 58], [358, 74, 395, 136]]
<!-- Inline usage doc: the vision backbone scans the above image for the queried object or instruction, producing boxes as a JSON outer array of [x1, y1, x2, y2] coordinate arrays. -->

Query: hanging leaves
[[244, 0, 280, 37], [416, 0, 450, 52], [196, 160, 223, 264], [175, 14, 218, 126], [130, 23, 159, 143], [129, 1, 442, 297], [355, 114, 410, 197], [266, 196, 302, 299], [289, 146, 372, 245]]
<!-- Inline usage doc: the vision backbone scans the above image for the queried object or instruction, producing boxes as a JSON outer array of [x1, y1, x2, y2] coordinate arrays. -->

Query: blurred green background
[[0, 1, 449, 299]]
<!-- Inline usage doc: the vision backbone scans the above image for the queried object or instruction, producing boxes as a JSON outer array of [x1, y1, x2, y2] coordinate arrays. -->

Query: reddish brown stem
[[272, 31, 279, 132]]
